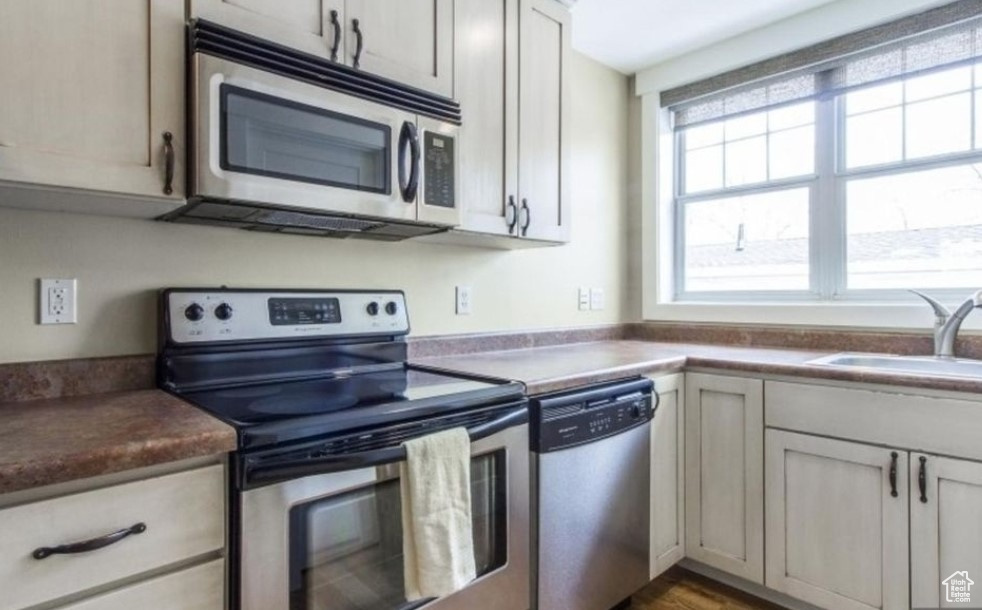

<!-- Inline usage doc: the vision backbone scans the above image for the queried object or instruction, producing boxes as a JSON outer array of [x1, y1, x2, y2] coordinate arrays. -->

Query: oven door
[[237, 415, 529, 610], [191, 53, 419, 223]]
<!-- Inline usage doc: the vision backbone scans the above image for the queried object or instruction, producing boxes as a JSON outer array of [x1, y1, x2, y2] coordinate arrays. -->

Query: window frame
[[672, 69, 982, 304]]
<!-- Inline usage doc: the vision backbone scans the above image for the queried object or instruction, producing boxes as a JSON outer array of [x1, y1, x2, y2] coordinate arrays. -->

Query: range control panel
[[532, 385, 655, 453], [164, 289, 409, 345]]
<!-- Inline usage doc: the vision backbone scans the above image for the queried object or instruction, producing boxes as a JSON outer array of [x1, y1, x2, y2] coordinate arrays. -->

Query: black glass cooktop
[[177, 365, 522, 448]]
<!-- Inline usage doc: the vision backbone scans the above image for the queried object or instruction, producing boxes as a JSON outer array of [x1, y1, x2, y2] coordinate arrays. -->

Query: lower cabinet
[[649, 374, 685, 578], [911, 453, 982, 608], [764, 430, 909, 610], [0, 462, 226, 610], [684, 373, 764, 583], [56, 560, 224, 610]]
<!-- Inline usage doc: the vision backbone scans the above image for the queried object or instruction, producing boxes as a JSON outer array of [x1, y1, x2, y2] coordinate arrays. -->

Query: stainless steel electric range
[[157, 288, 530, 610]]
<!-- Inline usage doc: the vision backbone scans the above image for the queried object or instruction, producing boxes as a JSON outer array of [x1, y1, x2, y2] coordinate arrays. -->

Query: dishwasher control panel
[[530, 378, 656, 453]]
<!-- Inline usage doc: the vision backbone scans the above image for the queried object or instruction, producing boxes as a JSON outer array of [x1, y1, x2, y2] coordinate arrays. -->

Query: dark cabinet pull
[[352, 19, 364, 69], [919, 456, 928, 503], [32, 522, 147, 560], [329, 10, 341, 62], [162, 132, 174, 195], [520, 198, 531, 236], [505, 196, 518, 233], [889, 452, 899, 498]]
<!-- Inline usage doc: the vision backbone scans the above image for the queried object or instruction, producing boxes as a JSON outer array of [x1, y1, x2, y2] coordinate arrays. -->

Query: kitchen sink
[[809, 353, 982, 379]]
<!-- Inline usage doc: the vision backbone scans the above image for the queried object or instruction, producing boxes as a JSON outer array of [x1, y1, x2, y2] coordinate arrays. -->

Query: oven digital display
[[268, 298, 341, 326]]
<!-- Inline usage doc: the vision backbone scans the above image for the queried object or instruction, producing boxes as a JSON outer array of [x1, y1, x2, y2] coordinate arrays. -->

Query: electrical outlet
[[578, 287, 590, 311], [455, 286, 472, 315], [590, 288, 605, 311], [39, 279, 77, 324]]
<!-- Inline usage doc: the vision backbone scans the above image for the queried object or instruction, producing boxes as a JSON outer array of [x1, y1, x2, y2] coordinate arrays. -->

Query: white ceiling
[[570, 0, 841, 74]]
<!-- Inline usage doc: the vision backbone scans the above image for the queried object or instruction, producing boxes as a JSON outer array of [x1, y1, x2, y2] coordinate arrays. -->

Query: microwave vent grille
[[190, 19, 462, 125], [256, 210, 384, 233]]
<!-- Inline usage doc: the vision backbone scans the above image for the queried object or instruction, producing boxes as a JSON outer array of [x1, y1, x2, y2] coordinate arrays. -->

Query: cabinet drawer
[[766, 381, 982, 460], [56, 560, 224, 610], [0, 465, 225, 610]]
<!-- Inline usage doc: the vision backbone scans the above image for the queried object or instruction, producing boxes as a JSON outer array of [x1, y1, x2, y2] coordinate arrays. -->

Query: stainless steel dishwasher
[[530, 377, 656, 610]]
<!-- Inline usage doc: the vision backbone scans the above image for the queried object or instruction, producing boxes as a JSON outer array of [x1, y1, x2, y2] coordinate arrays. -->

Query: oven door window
[[288, 450, 507, 610], [220, 84, 390, 194]]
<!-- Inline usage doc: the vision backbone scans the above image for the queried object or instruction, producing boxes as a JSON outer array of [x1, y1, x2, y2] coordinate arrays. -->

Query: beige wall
[[0, 52, 630, 364]]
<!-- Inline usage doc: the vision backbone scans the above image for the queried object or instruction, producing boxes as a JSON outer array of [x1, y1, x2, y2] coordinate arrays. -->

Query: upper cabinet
[[0, 0, 184, 215], [448, 0, 571, 245], [190, 0, 454, 97], [453, 0, 519, 236], [518, 0, 571, 243], [190, 0, 339, 58], [340, 0, 454, 97]]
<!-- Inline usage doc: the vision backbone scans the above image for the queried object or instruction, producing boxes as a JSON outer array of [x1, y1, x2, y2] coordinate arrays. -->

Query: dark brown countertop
[[7, 337, 982, 496], [416, 340, 982, 395], [0, 390, 236, 495]]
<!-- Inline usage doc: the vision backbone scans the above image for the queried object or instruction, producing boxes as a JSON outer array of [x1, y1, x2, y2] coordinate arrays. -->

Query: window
[[679, 102, 815, 294], [670, 15, 982, 301]]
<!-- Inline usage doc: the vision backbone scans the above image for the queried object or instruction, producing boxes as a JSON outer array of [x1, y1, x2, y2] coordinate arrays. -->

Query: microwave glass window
[[288, 450, 507, 610], [221, 85, 390, 194]]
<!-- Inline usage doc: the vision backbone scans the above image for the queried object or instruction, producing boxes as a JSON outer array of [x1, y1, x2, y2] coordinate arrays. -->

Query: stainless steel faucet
[[910, 290, 982, 358]]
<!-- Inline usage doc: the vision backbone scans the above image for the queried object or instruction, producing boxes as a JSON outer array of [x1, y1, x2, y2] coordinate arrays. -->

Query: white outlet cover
[[39, 278, 77, 324], [590, 288, 605, 311], [578, 287, 590, 311], [456, 286, 472, 315]]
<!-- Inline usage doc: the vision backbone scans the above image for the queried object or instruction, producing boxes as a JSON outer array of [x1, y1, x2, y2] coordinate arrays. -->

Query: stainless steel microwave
[[165, 22, 461, 240]]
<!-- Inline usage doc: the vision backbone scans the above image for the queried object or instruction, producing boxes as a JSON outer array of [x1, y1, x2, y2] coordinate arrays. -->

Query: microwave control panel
[[423, 131, 456, 209]]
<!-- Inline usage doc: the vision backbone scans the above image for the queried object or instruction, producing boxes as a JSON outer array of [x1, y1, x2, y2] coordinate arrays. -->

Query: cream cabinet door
[[455, 0, 519, 236], [765, 430, 909, 610], [343, 0, 454, 97], [911, 453, 982, 608], [191, 0, 343, 60], [649, 374, 685, 579], [684, 373, 763, 583], [55, 560, 224, 610], [0, 0, 184, 203], [517, 0, 570, 243]]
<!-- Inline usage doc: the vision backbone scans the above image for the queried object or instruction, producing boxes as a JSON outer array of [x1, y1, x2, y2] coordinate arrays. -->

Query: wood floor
[[630, 568, 785, 610]]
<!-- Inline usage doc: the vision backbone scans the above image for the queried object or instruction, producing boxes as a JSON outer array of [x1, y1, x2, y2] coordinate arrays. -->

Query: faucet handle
[[909, 289, 950, 326]]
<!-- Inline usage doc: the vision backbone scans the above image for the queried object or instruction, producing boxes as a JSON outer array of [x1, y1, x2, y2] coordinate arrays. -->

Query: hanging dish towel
[[400, 427, 477, 601]]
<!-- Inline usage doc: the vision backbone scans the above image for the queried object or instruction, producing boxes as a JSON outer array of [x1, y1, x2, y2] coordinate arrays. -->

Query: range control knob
[[214, 303, 234, 321], [632, 402, 643, 418], [385, 301, 399, 315], [184, 303, 204, 322], [366, 302, 380, 316]]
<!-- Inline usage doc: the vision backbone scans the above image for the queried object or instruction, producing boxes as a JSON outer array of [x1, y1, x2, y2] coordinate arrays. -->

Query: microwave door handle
[[398, 121, 421, 203], [408, 123, 421, 202], [242, 406, 528, 487]]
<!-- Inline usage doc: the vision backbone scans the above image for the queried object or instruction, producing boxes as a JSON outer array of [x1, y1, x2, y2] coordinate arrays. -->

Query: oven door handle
[[243, 406, 528, 487]]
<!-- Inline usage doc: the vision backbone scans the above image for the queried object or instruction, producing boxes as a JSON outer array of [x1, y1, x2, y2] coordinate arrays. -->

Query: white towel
[[400, 427, 477, 601]]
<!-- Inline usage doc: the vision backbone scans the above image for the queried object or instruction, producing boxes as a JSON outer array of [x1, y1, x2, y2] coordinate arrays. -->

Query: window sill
[[644, 301, 982, 332]]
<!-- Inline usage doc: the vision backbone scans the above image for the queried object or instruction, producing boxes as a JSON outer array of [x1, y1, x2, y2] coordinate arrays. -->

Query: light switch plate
[[590, 288, 605, 311], [39, 278, 77, 324], [578, 287, 590, 311], [456, 286, 472, 315]]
